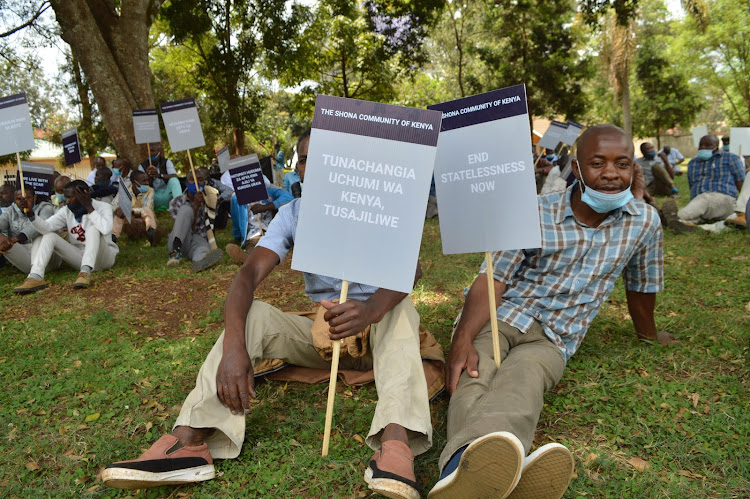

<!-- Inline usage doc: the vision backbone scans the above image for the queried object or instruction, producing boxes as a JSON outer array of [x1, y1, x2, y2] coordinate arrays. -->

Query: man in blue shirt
[[675, 134, 745, 225], [273, 142, 285, 187], [428, 125, 675, 499], [104, 131, 434, 499]]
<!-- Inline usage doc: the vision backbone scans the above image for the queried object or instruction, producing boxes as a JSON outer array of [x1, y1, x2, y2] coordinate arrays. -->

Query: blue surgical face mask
[[56, 193, 66, 202], [545, 154, 555, 161], [112, 168, 121, 176], [186, 183, 204, 195], [696, 149, 714, 161], [644, 151, 656, 160], [150, 155, 159, 162], [138, 184, 149, 194], [577, 164, 634, 214], [722, 144, 730, 152]]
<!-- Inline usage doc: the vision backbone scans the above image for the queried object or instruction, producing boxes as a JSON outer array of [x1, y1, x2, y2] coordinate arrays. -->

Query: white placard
[[729, 128, 750, 157], [692, 125, 708, 148], [217, 146, 231, 173], [428, 85, 542, 254], [291, 95, 442, 294], [117, 181, 132, 223], [560, 120, 584, 146], [0, 93, 35, 156], [159, 98, 205, 152], [132, 109, 161, 144], [537, 120, 568, 150]]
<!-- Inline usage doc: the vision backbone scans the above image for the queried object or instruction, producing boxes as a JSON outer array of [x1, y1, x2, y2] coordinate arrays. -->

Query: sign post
[[535, 120, 569, 168], [62, 127, 82, 167], [0, 93, 36, 201], [133, 108, 162, 168], [428, 85, 542, 368], [291, 95, 441, 455], [160, 98, 205, 187], [729, 128, 750, 158], [692, 125, 708, 148], [227, 153, 269, 236]]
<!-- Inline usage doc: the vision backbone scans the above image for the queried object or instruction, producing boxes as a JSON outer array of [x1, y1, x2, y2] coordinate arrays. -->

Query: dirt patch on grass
[[3, 250, 312, 339]]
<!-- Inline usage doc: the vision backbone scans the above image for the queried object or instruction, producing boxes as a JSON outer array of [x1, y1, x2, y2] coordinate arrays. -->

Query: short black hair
[[297, 129, 311, 150], [65, 179, 89, 192], [15, 182, 34, 193]]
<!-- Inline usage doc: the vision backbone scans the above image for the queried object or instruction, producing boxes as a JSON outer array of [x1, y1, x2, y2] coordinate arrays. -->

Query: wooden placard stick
[[485, 251, 501, 368], [322, 279, 349, 457], [186, 149, 200, 186], [16, 152, 25, 198], [147, 143, 153, 168]]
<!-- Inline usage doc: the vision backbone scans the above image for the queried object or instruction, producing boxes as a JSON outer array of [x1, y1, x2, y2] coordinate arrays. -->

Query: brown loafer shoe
[[226, 243, 248, 264], [73, 272, 91, 289], [102, 434, 215, 490], [13, 277, 48, 295]]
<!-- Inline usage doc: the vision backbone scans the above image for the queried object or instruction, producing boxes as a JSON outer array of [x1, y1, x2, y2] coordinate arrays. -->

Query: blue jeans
[[230, 195, 247, 242]]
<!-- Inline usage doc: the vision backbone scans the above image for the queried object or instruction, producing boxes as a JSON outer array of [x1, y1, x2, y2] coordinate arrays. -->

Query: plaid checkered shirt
[[687, 151, 745, 199], [478, 185, 664, 362], [169, 192, 208, 237]]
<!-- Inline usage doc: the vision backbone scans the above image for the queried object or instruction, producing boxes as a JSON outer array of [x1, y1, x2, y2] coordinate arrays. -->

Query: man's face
[[641, 142, 655, 157], [575, 132, 634, 193], [95, 169, 110, 185], [0, 187, 13, 205], [54, 177, 70, 194], [699, 137, 719, 152], [94, 157, 106, 169], [64, 186, 80, 204], [663, 146, 671, 155], [151, 144, 163, 157], [15, 189, 34, 208], [297, 137, 309, 182]]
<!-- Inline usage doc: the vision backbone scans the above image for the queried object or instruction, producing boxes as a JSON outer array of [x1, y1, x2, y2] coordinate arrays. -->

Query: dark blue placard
[[229, 154, 268, 205], [428, 85, 528, 132], [62, 128, 81, 165]]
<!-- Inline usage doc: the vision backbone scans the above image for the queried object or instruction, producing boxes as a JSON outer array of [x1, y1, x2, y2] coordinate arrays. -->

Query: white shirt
[[32, 199, 117, 252]]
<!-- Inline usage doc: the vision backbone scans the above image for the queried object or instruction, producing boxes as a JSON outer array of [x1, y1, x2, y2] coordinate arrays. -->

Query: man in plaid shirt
[[429, 125, 677, 499], [676, 134, 745, 225]]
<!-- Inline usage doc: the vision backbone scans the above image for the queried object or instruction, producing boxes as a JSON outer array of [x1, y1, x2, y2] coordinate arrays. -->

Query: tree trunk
[[233, 127, 245, 156], [621, 61, 632, 136], [70, 53, 95, 161], [49, 0, 160, 166]]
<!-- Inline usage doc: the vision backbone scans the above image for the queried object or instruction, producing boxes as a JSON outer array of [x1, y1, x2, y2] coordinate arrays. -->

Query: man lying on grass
[[428, 124, 678, 499], [103, 130, 436, 499]]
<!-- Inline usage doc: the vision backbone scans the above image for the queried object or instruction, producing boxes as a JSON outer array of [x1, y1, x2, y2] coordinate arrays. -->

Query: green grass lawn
[[1, 175, 748, 498]]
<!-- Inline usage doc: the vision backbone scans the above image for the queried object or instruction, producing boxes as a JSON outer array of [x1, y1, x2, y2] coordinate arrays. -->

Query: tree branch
[[0, 1, 51, 39]]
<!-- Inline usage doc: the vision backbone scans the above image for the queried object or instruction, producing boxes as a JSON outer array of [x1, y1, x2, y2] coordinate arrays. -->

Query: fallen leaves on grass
[[25, 461, 40, 471], [626, 457, 650, 472]]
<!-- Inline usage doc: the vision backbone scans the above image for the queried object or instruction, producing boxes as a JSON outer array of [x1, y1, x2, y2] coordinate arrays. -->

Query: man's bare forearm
[[453, 273, 506, 346]]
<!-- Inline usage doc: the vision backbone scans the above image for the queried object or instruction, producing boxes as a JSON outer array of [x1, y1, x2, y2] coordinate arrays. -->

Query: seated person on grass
[[635, 141, 677, 197], [91, 166, 118, 204], [165, 172, 223, 272], [112, 170, 161, 246], [85, 156, 107, 186], [51, 175, 71, 210], [197, 166, 234, 230], [103, 130, 437, 499], [0, 183, 60, 276], [141, 143, 183, 211], [427, 124, 677, 499], [112, 157, 135, 190], [13, 180, 119, 294], [662, 134, 745, 231]]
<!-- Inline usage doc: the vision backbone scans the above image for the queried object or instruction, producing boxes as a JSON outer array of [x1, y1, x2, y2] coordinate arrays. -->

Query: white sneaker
[[507, 443, 574, 499], [428, 432, 524, 499]]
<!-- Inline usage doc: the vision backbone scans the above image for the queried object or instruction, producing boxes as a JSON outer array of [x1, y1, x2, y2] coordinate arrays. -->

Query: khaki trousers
[[439, 319, 566, 470], [677, 192, 735, 224], [112, 207, 157, 238], [175, 298, 432, 459], [646, 163, 675, 197]]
